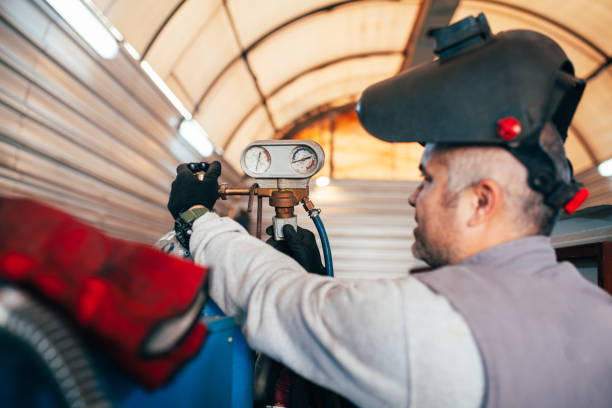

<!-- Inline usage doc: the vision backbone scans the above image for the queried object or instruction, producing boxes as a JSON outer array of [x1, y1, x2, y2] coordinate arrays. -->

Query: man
[[409, 141, 560, 267], [167, 14, 611, 407]]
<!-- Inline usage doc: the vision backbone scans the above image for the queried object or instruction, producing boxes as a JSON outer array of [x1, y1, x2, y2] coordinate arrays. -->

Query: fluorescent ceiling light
[[45, 0, 119, 59], [316, 176, 330, 187], [598, 158, 612, 177], [179, 119, 214, 157], [141, 61, 192, 120], [123, 41, 140, 60]]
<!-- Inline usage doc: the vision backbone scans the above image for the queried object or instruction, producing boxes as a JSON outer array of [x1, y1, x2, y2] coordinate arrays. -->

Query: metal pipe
[[256, 195, 263, 239], [222, 187, 252, 196]]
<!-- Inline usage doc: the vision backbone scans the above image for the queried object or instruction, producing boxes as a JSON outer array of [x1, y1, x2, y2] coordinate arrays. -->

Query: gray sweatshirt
[[190, 213, 484, 407]]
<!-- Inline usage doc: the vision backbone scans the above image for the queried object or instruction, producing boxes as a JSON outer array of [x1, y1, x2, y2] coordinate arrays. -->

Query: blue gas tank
[[97, 300, 253, 408]]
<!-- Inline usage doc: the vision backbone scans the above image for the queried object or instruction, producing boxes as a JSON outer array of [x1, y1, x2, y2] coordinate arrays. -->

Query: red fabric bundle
[[0, 197, 209, 389]]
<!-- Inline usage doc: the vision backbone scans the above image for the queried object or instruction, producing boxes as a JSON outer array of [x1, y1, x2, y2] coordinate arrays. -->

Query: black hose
[[0, 286, 111, 408]]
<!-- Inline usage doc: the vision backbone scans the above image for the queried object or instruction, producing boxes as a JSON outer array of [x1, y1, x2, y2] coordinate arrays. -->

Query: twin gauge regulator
[[190, 139, 333, 276], [241, 141, 323, 180], [191, 140, 326, 240]]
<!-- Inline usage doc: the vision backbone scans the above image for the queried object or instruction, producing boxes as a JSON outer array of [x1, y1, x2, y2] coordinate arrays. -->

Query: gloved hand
[[0, 198, 209, 390], [266, 225, 325, 275], [167, 161, 221, 219]]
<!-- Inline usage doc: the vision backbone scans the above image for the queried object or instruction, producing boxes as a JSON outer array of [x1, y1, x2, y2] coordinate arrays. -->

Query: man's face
[[408, 145, 465, 267]]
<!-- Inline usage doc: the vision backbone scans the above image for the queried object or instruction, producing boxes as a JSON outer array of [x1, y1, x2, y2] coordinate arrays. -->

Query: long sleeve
[[190, 213, 484, 407]]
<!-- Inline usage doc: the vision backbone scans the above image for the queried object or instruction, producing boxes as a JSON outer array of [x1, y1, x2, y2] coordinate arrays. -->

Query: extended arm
[[190, 213, 409, 406]]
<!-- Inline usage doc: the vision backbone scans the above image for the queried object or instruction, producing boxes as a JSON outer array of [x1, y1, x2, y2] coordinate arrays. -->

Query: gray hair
[[431, 144, 559, 235]]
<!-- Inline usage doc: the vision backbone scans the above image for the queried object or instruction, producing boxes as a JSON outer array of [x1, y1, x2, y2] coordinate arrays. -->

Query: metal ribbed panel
[[256, 179, 428, 279], [0, 0, 242, 244]]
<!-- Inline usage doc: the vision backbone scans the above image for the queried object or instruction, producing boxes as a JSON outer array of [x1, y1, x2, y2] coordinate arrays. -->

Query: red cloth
[[0, 197, 209, 389]]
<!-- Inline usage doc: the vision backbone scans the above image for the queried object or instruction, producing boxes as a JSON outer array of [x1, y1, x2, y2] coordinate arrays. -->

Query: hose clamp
[[308, 208, 321, 218]]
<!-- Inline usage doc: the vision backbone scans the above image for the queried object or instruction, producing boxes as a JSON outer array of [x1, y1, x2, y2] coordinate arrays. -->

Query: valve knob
[[497, 117, 522, 141], [564, 187, 589, 214]]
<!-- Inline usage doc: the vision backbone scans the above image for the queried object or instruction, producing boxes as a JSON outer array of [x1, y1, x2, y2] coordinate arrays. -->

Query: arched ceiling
[[91, 0, 612, 175]]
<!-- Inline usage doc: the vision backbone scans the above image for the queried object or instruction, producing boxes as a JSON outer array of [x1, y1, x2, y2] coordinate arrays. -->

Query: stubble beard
[[412, 227, 453, 268]]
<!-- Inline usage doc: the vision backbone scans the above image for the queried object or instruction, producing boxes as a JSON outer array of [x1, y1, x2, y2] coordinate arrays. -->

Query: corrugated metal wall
[[259, 179, 427, 279], [309, 179, 428, 278], [0, 0, 243, 244]]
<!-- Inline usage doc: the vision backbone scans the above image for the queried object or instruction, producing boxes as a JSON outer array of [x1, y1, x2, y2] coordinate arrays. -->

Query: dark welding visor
[[356, 13, 589, 213], [356, 13, 585, 145]]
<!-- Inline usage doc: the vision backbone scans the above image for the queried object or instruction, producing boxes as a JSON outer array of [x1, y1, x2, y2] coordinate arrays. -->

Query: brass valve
[[217, 184, 310, 240], [269, 190, 298, 218]]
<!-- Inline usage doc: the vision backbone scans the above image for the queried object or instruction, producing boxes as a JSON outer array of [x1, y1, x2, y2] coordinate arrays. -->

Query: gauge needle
[[292, 155, 313, 163], [257, 152, 262, 170]]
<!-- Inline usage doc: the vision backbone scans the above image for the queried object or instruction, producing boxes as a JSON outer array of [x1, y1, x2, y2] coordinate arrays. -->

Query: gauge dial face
[[244, 146, 271, 174], [290, 146, 317, 174]]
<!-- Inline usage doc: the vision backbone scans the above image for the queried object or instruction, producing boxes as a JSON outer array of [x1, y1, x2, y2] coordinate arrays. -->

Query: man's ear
[[467, 179, 502, 227]]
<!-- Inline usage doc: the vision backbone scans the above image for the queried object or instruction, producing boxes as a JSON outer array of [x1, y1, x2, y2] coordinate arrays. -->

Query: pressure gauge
[[240, 140, 325, 184], [243, 146, 271, 174], [290, 146, 317, 174]]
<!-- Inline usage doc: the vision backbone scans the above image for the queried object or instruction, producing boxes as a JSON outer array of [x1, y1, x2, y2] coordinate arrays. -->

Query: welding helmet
[[356, 13, 588, 213]]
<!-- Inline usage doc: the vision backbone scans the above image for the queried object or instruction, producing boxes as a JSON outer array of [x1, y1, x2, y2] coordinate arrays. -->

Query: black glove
[[265, 225, 325, 275], [167, 161, 221, 219]]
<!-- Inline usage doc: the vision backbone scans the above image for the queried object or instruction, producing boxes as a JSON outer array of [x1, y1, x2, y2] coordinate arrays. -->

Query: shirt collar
[[459, 236, 557, 271]]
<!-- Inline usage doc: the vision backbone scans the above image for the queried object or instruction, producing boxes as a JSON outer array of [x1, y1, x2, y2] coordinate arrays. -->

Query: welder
[[167, 14, 612, 407]]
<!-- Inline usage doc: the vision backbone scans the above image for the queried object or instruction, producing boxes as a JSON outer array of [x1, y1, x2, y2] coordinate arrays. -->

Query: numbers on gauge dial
[[244, 146, 271, 174], [290, 146, 317, 174]]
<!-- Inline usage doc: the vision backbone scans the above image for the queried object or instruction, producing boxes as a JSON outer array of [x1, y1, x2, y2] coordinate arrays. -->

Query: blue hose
[[311, 214, 334, 277]]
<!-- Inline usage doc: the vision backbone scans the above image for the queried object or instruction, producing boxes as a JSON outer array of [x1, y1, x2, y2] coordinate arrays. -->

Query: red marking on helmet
[[564, 188, 589, 214], [497, 117, 522, 140], [0, 253, 35, 280], [78, 278, 108, 324]]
